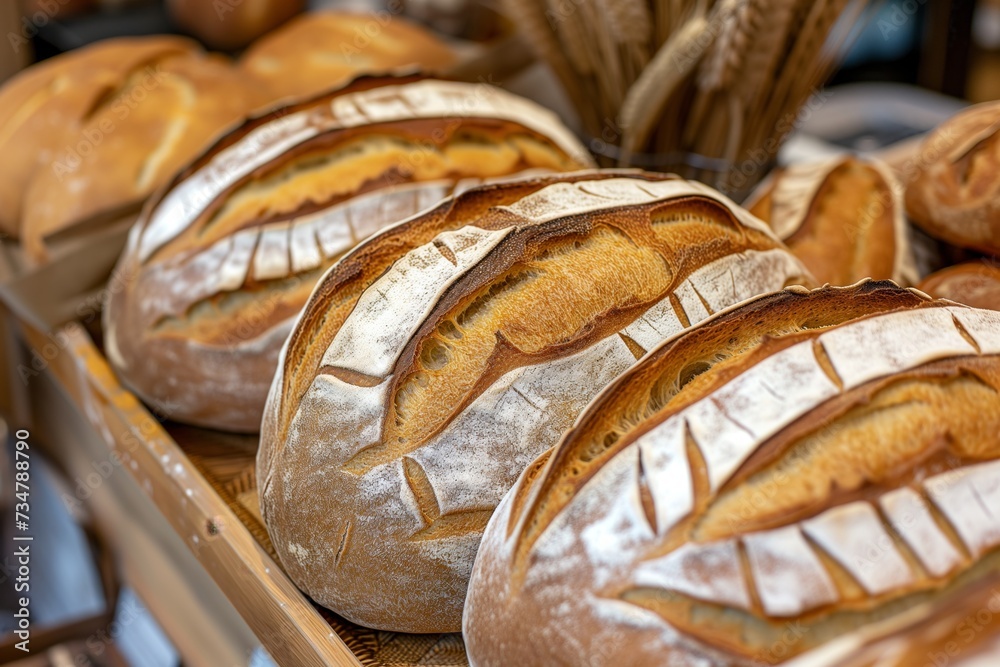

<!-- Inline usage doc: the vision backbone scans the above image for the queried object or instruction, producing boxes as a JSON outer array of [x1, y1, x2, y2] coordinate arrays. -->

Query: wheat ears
[[504, 0, 873, 193]]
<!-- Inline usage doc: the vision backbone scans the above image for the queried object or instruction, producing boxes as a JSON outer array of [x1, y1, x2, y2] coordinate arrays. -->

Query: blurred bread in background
[[240, 11, 457, 101]]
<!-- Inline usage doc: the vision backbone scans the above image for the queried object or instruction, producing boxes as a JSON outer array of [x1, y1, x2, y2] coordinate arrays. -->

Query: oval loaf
[[104, 77, 592, 432], [464, 280, 1000, 666], [905, 101, 1000, 255], [746, 156, 916, 286], [258, 172, 812, 632]]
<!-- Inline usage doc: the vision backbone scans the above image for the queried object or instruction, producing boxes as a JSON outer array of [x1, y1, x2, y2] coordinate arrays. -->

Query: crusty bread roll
[[240, 12, 457, 101], [464, 280, 1000, 666], [747, 156, 916, 286], [905, 101, 1000, 255], [258, 172, 812, 633], [104, 77, 593, 433], [167, 0, 305, 51], [917, 261, 1000, 311], [0, 36, 265, 262]]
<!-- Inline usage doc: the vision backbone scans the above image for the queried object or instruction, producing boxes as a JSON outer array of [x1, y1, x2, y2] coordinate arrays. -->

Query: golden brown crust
[[0, 35, 202, 240], [917, 261, 1000, 311], [748, 157, 916, 286], [258, 173, 811, 633], [104, 77, 594, 432], [905, 101, 1000, 254], [239, 11, 457, 101], [20, 50, 264, 262], [464, 281, 1000, 666]]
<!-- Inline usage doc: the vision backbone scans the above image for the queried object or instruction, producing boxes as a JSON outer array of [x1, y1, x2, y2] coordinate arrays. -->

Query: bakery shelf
[[15, 316, 468, 667]]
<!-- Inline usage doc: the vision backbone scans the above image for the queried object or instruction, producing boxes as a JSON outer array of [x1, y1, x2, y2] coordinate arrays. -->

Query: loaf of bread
[[464, 280, 1000, 665], [258, 172, 812, 633], [905, 101, 1000, 255], [0, 36, 264, 262], [0, 36, 195, 240], [747, 156, 916, 285], [917, 261, 1000, 311], [104, 77, 593, 433], [240, 12, 457, 101]]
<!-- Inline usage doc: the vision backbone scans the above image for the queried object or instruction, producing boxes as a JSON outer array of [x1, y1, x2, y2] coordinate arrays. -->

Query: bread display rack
[[12, 313, 469, 666]]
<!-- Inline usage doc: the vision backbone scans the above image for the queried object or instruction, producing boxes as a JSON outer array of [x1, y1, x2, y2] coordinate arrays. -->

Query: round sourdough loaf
[[258, 172, 812, 632], [104, 77, 593, 433], [746, 156, 916, 286], [917, 261, 1000, 311], [905, 101, 1000, 255], [0, 37, 265, 262], [464, 280, 1000, 666]]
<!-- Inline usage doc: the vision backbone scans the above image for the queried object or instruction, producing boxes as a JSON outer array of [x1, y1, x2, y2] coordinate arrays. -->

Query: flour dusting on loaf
[[104, 76, 593, 432], [258, 173, 812, 633], [464, 282, 1000, 666]]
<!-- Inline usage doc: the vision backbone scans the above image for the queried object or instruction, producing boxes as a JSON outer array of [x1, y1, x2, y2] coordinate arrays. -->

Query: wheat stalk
[[619, 11, 711, 157], [598, 0, 653, 46]]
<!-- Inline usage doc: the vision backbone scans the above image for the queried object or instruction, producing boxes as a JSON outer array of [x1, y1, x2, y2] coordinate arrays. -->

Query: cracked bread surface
[[104, 77, 593, 432], [258, 173, 812, 632], [464, 281, 1000, 666]]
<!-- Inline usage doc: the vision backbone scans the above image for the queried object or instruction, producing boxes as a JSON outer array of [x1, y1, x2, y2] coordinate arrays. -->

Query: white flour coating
[[410, 335, 635, 515], [801, 502, 915, 595], [136, 80, 592, 261], [634, 540, 752, 610], [635, 418, 692, 535], [947, 306, 1000, 353], [879, 487, 964, 578], [818, 308, 975, 389], [253, 224, 291, 281], [743, 525, 839, 616], [924, 460, 1000, 558], [466, 304, 1000, 665], [321, 226, 511, 377], [500, 178, 777, 240], [621, 298, 685, 350]]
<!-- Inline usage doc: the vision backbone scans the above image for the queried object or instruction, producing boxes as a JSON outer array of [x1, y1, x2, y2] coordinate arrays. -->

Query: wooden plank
[[20, 320, 362, 667]]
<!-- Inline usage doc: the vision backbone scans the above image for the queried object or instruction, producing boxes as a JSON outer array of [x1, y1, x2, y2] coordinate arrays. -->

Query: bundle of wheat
[[504, 0, 873, 193]]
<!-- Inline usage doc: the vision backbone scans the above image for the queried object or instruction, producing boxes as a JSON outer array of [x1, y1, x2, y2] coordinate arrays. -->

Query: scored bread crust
[[239, 12, 457, 101], [258, 173, 813, 633], [904, 101, 1000, 255], [0, 36, 201, 240], [463, 280, 1000, 666], [746, 156, 917, 286], [104, 77, 594, 432], [917, 261, 1000, 311]]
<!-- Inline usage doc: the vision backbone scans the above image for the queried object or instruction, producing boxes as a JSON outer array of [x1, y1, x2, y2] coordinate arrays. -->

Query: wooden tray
[[17, 318, 469, 667]]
